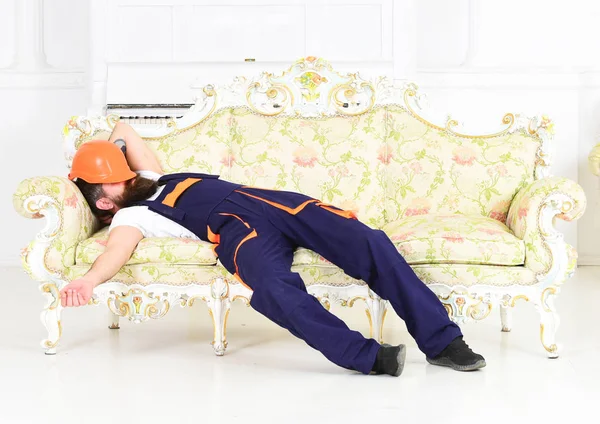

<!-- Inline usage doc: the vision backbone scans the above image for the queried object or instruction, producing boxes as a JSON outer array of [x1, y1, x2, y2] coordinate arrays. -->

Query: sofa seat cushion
[[293, 264, 537, 288], [383, 214, 525, 266], [294, 214, 524, 267], [78, 214, 522, 268], [66, 263, 230, 286], [75, 228, 217, 266]]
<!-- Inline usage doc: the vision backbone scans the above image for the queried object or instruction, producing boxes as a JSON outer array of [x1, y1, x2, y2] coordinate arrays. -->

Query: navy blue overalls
[[135, 172, 462, 374]]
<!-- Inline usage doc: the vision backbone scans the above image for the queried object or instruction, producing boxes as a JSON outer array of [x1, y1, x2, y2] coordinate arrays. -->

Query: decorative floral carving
[[107, 289, 171, 324], [295, 71, 328, 101]]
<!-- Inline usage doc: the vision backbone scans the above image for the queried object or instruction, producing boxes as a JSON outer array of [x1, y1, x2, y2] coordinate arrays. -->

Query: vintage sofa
[[14, 57, 586, 358]]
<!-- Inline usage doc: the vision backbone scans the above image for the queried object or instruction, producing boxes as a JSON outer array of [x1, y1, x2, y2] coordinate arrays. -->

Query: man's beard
[[111, 176, 159, 209]]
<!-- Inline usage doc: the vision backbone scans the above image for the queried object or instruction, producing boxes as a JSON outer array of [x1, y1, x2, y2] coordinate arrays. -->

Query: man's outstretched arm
[[109, 121, 163, 175], [59, 226, 144, 307]]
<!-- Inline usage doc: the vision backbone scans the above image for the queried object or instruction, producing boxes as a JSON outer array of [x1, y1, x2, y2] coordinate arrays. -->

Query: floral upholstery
[[145, 108, 234, 177], [383, 105, 541, 223], [79, 214, 525, 268], [14, 176, 97, 280], [66, 263, 230, 286], [294, 214, 524, 266], [64, 262, 540, 289], [76, 228, 217, 266], [410, 264, 538, 287], [383, 214, 524, 265], [228, 107, 388, 228], [295, 263, 538, 288], [507, 176, 586, 273], [16, 103, 584, 290], [73, 214, 524, 268], [294, 265, 364, 287], [67, 118, 112, 149], [72, 109, 235, 178]]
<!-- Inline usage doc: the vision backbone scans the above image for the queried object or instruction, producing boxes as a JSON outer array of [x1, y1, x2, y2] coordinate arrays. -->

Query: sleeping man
[[60, 121, 486, 376]]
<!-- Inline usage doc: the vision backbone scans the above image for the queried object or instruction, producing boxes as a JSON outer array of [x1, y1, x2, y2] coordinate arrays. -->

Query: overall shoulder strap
[[157, 172, 219, 185]]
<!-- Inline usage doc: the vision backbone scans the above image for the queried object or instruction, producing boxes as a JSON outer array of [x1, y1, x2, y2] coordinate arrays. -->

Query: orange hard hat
[[68, 140, 136, 183]]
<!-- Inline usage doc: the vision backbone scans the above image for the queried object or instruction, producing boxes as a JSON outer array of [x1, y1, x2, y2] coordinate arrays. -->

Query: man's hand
[[59, 226, 143, 308], [60, 278, 95, 307]]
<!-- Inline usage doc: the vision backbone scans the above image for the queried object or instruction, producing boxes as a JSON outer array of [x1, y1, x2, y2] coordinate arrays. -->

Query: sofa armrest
[[13, 176, 98, 282], [589, 143, 600, 176], [507, 177, 586, 275]]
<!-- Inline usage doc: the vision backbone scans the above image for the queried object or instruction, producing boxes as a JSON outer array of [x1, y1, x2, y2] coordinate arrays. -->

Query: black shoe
[[426, 336, 486, 371], [371, 344, 407, 377]]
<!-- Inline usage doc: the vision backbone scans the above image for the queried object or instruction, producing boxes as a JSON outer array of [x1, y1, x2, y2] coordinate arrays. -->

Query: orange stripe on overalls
[[233, 229, 257, 291], [207, 226, 221, 257], [162, 178, 202, 207], [315, 202, 358, 220], [234, 190, 318, 215], [235, 189, 356, 219], [212, 213, 256, 291], [207, 226, 220, 244]]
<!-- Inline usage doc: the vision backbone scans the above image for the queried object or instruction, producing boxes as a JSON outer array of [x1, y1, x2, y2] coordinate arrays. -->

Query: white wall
[[576, 73, 600, 264], [1, 0, 599, 266], [0, 0, 89, 266], [414, 0, 600, 263]]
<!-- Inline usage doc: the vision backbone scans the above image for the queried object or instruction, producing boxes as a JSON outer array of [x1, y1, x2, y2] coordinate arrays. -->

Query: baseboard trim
[[578, 255, 600, 266]]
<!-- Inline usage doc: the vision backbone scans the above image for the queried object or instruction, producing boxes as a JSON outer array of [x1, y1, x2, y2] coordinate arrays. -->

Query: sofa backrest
[[146, 104, 540, 227], [226, 107, 388, 228], [68, 109, 235, 180], [383, 105, 542, 223], [64, 58, 550, 228], [144, 108, 234, 180]]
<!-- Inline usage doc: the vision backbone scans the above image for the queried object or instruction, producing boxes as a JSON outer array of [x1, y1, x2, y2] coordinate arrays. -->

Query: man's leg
[[212, 212, 383, 374], [257, 200, 463, 359]]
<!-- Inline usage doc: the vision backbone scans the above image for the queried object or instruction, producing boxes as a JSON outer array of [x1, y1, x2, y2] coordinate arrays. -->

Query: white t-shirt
[[108, 170, 200, 240]]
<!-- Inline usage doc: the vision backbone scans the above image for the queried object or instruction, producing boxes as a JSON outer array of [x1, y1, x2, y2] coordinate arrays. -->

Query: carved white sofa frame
[[16, 57, 584, 358]]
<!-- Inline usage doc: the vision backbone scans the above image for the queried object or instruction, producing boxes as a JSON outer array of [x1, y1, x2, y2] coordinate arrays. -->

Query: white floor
[[1, 266, 599, 423]]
